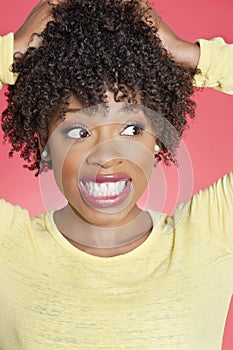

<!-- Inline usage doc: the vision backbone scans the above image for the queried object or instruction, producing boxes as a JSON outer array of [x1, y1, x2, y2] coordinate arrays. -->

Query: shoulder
[[172, 171, 233, 252], [0, 199, 31, 242], [0, 198, 29, 223], [188, 171, 233, 217], [0, 199, 52, 259]]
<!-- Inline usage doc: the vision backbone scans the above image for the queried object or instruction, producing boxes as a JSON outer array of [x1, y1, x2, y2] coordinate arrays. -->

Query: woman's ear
[[38, 135, 51, 161]]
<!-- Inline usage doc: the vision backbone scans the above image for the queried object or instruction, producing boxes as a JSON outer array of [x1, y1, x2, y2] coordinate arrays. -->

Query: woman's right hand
[[14, 0, 60, 55]]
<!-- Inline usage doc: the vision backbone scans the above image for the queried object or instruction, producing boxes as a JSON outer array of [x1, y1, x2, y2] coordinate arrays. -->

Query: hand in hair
[[141, 1, 200, 68], [14, 0, 61, 55]]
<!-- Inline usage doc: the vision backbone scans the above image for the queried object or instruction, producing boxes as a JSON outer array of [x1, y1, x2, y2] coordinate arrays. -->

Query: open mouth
[[78, 175, 132, 208], [80, 179, 130, 198]]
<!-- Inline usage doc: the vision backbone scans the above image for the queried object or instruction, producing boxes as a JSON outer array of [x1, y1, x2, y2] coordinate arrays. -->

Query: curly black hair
[[2, 0, 197, 175]]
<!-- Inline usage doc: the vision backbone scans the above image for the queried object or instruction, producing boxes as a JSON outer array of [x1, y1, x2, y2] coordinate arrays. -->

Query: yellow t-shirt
[[0, 33, 15, 89], [0, 36, 232, 349], [0, 173, 232, 349]]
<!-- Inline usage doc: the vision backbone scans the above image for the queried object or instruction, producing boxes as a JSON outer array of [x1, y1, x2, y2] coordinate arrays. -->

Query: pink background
[[0, 0, 233, 348]]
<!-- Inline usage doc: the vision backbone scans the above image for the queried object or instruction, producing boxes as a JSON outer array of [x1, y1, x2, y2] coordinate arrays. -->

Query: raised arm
[[1, 0, 233, 94], [143, 1, 233, 95], [0, 0, 58, 89]]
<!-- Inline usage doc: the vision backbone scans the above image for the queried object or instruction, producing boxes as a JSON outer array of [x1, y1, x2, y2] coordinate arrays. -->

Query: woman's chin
[[68, 201, 141, 228]]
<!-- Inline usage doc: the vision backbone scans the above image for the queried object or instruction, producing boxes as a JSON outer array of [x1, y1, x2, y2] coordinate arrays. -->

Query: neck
[[53, 205, 153, 257]]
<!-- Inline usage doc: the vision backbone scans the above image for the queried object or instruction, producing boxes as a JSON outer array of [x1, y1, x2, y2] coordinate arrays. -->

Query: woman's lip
[[79, 174, 131, 183], [78, 178, 132, 208]]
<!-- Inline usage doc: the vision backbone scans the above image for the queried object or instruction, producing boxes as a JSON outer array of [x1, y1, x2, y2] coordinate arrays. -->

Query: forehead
[[50, 99, 153, 133]]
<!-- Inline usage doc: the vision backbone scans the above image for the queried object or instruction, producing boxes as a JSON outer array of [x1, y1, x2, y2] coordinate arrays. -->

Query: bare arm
[[0, 0, 60, 88], [141, 1, 200, 68], [14, 0, 60, 55]]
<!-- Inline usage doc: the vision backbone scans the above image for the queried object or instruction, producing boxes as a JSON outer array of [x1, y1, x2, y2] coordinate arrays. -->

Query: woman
[[0, 0, 232, 349]]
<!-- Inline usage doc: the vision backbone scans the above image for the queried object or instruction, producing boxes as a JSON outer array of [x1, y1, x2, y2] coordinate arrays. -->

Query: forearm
[[0, 33, 15, 89], [0, 0, 58, 91], [166, 38, 200, 69], [143, 1, 200, 68], [145, 4, 233, 94], [153, 16, 200, 69]]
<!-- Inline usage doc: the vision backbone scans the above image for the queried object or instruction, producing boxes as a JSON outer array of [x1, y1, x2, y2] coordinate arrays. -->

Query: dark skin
[[42, 91, 157, 257], [14, 0, 60, 54], [13, 0, 200, 257]]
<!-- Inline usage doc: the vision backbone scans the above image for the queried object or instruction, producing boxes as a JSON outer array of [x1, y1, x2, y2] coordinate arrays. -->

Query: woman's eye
[[120, 124, 144, 137], [67, 127, 90, 139]]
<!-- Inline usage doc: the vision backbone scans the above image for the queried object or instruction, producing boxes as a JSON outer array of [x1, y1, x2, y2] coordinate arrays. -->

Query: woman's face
[[46, 93, 157, 227]]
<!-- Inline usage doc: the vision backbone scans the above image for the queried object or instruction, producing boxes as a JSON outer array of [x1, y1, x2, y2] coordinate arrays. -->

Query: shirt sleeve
[[0, 199, 28, 242], [0, 33, 16, 90], [194, 37, 233, 95], [187, 171, 233, 253]]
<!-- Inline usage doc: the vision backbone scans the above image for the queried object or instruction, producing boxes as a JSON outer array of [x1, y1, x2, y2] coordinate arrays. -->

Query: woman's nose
[[86, 139, 125, 169]]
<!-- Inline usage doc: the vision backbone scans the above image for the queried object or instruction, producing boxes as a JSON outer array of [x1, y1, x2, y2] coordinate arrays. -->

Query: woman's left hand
[[141, 0, 200, 68]]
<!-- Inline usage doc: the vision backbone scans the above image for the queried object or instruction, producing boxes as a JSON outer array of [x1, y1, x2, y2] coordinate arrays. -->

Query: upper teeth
[[81, 180, 128, 198]]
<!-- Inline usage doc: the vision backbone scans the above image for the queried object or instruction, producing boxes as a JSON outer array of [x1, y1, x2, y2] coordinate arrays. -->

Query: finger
[[28, 33, 43, 49], [47, 0, 62, 5]]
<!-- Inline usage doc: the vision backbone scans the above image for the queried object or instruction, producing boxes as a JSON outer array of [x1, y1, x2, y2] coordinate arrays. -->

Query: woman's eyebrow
[[66, 108, 82, 113], [118, 105, 142, 113], [66, 104, 145, 117], [66, 107, 98, 116]]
